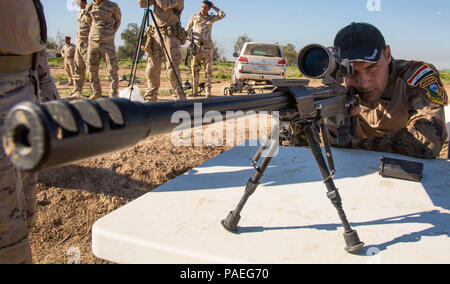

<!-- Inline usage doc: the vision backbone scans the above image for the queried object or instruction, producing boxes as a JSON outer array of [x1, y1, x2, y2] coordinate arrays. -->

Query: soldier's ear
[[384, 46, 392, 65]]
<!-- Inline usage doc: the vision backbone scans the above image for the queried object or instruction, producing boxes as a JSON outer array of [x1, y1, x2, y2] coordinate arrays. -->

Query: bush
[[440, 72, 450, 84], [213, 71, 232, 80]]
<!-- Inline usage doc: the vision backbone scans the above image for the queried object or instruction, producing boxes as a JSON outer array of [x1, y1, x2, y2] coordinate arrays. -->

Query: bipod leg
[[303, 124, 364, 254], [221, 139, 278, 233]]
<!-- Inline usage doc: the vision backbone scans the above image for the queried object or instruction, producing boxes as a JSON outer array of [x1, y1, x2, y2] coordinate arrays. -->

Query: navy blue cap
[[334, 22, 386, 62]]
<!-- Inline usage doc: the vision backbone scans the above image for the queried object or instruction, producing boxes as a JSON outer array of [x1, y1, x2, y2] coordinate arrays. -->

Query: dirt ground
[[30, 66, 449, 264]]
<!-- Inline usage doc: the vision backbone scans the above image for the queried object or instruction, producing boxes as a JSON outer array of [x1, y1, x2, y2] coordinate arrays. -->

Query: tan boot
[[145, 96, 157, 103], [68, 91, 82, 99], [88, 92, 102, 100]]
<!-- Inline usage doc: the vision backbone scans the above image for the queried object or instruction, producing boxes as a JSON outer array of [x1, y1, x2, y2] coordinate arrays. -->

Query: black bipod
[[221, 121, 364, 254]]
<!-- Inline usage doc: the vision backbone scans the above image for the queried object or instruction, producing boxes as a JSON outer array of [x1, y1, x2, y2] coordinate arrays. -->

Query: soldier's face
[[201, 3, 211, 15], [344, 46, 392, 104]]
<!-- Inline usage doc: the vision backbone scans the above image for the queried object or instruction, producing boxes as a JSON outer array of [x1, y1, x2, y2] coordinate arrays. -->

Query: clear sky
[[42, 0, 450, 69]]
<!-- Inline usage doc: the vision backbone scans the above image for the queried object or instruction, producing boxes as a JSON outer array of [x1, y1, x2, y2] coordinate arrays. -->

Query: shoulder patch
[[417, 74, 448, 106], [407, 64, 435, 87]]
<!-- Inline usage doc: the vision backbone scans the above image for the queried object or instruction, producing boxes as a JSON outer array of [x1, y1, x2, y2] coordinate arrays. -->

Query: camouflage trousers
[[64, 57, 75, 84], [88, 40, 119, 98], [73, 41, 89, 93], [191, 47, 214, 96], [38, 49, 60, 102], [0, 71, 38, 264], [144, 34, 186, 102]]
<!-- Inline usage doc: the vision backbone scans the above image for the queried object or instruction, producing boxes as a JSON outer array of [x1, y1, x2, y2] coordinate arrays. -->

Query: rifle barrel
[[3, 93, 291, 171]]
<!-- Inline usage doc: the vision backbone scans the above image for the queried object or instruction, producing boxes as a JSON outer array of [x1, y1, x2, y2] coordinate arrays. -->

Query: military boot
[[68, 91, 82, 99], [145, 97, 157, 103], [144, 91, 157, 103], [88, 91, 102, 100]]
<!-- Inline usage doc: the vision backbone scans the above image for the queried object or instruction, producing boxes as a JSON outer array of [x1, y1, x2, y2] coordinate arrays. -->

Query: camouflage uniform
[[61, 42, 76, 85], [85, 0, 121, 99], [350, 59, 448, 159], [37, 49, 60, 102], [139, 0, 186, 102], [71, 7, 91, 97], [186, 9, 225, 97], [0, 0, 58, 264]]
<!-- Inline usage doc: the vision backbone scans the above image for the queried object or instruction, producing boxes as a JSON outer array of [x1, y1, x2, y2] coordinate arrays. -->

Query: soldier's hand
[[349, 105, 361, 116]]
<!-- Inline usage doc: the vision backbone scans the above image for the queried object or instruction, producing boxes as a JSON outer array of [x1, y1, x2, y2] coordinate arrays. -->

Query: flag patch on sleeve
[[407, 64, 434, 87], [418, 75, 448, 106]]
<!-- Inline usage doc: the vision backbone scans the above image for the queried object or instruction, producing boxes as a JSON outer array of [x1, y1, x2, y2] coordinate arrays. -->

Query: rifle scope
[[297, 44, 353, 81]]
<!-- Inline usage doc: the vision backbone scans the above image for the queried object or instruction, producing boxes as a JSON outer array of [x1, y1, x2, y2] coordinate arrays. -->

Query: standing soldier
[[69, 0, 91, 98], [139, 0, 187, 102], [61, 36, 76, 86], [186, 1, 225, 98], [0, 0, 59, 264], [85, 0, 121, 100]]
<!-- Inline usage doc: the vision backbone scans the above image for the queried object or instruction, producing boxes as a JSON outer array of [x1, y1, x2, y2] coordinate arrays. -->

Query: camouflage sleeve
[[37, 49, 60, 102], [113, 3, 122, 34], [155, 0, 184, 9], [211, 9, 226, 23], [138, 0, 155, 8], [351, 81, 447, 159], [60, 46, 66, 58], [185, 15, 194, 32]]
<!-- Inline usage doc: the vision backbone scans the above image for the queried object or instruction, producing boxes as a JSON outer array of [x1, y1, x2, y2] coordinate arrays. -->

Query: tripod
[[128, 1, 150, 100], [221, 120, 365, 254], [129, 2, 186, 100]]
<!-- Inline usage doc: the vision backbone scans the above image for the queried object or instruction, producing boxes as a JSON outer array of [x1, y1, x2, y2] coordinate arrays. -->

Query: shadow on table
[[160, 145, 450, 211], [237, 210, 450, 255], [159, 145, 380, 191]]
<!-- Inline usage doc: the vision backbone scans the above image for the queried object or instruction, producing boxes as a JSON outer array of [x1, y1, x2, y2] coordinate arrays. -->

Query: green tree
[[45, 37, 59, 50], [117, 23, 144, 60], [234, 34, 252, 54], [281, 43, 298, 66], [212, 41, 224, 62]]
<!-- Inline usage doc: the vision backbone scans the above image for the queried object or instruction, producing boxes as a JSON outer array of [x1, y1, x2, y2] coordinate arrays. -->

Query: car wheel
[[223, 87, 229, 96]]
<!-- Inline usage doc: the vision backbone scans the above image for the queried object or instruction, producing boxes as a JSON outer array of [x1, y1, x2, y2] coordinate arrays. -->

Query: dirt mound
[[31, 135, 230, 263]]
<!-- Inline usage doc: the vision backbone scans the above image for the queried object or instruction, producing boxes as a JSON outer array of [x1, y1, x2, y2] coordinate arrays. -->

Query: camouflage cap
[[334, 22, 386, 63]]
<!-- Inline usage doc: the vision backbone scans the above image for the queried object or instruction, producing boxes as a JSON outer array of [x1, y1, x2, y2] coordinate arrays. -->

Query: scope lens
[[300, 47, 329, 78]]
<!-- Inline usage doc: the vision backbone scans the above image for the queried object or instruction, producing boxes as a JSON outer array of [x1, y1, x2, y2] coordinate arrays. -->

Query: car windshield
[[243, 44, 281, 57]]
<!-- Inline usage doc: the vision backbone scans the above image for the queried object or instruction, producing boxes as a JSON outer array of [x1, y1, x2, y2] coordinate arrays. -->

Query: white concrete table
[[92, 145, 450, 264]]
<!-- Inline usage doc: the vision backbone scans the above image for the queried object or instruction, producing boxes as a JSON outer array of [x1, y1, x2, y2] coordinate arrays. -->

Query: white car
[[233, 42, 286, 84]]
